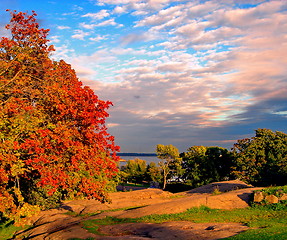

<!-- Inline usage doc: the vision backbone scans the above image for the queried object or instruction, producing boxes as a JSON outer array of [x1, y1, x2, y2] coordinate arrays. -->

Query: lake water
[[119, 155, 160, 167]]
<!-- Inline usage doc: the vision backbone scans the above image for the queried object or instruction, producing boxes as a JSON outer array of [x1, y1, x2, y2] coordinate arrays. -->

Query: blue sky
[[1, 0, 287, 152]]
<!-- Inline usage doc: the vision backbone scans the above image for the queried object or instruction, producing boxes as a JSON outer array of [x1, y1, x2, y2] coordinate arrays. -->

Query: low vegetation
[[69, 186, 287, 239], [255, 185, 287, 197], [76, 203, 287, 239], [0, 221, 27, 240]]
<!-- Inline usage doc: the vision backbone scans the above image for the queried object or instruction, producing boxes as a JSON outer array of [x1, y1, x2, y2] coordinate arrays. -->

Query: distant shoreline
[[117, 153, 159, 164], [117, 153, 157, 157]]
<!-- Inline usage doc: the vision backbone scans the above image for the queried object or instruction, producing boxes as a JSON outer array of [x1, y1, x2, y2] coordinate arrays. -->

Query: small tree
[[146, 162, 162, 183], [0, 11, 119, 223], [156, 144, 182, 189], [121, 158, 147, 183]]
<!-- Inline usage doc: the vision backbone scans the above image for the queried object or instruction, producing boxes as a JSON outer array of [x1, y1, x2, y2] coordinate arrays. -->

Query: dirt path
[[13, 180, 260, 240]]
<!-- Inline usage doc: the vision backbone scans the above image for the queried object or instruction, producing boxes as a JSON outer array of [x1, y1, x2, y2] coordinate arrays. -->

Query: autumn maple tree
[[0, 10, 119, 223]]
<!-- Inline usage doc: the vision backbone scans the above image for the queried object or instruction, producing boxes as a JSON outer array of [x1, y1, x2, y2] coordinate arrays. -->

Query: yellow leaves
[[10, 160, 26, 177], [13, 186, 24, 203], [0, 187, 40, 226], [9, 203, 40, 227]]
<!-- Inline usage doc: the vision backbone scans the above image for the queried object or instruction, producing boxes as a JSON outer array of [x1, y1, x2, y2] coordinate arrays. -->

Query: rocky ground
[[13, 180, 262, 240]]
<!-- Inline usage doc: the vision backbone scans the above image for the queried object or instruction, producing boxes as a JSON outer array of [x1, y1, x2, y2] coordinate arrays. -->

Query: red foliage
[[0, 11, 119, 221]]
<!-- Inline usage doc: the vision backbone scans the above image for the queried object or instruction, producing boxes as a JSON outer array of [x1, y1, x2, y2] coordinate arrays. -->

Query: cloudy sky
[[1, 0, 287, 153]]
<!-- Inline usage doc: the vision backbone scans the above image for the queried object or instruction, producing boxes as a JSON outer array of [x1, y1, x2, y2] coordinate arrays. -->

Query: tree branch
[[0, 54, 20, 76], [0, 69, 22, 90]]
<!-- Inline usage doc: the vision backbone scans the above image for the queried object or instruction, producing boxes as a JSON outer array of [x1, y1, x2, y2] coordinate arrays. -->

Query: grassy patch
[[80, 205, 287, 239], [64, 211, 101, 218], [225, 218, 287, 239], [119, 183, 149, 188], [78, 205, 147, 235], [252, 185, 287, 209], [212, 185, 222, 195], [0, 220, 29, 240], [81, 216, 138, 236], [137, 205, 287, 239], [256, 185, 287, 196], [138, 205, 287, 224], [168, 194, 185, 199]]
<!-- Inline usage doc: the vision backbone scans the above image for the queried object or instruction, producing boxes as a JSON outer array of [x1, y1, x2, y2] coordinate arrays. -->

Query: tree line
[[120, 128, 287, 190]]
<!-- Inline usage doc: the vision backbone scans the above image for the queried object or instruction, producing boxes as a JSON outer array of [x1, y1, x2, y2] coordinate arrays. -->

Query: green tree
[[204, 147, 233, 182], [181, 146, 207, 187], [181, 146, 233, 187], [156, 144, 183, 189], [121, 158, 147, 183], [146, 162, 162, 183], [232, 128, 287, 186]]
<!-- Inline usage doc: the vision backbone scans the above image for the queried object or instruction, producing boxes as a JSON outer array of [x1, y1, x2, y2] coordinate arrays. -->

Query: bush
[[252, 186, 287, 209]]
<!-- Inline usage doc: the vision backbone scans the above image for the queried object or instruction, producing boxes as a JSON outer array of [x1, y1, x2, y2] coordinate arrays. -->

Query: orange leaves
[[0, 11, 120, 224], [6, 10, 51, 53], [79, 177, 108, 202], [0, 168, 9, 183]]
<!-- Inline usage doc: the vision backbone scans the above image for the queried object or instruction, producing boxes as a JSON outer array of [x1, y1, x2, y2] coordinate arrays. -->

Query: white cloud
[[89, 35, 107, 42], [131, 10, 149, 16], [135, 5, 183, 27], [72, 49, 118, 68], [73, 65, 97, 77], [71, 29, 90, 40], [96, 0, 139, 4], [50, 35, 61, 43], [82, 9, 110, 20], [113, 6, 127, 14], [120, 31, 158, 45], [57, 25, 71, 30], [93, 18, 123, 27], [51, 44, 75, 60], [53, 0, 287, 151], [187, 1, 219, 17], [79, 22, 96, 30], [73, 5, 84, 11]]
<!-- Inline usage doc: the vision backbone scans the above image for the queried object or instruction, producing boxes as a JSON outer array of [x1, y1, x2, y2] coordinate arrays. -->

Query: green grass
[[79, 205, 287, 239], [140, 205, 287, 239], [226, 219, 287, 239], [119, 182, 150, 188], [81, 216, 137, 236], [254, 185, 287, 198], [0, 220, 30, 240], [141, 204, 286, 223]]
